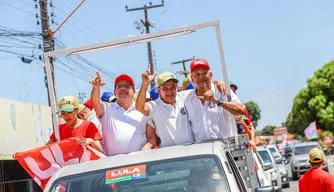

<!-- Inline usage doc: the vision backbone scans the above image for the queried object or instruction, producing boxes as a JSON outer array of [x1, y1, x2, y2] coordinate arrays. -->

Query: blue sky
[[1, 0, 334, 130]]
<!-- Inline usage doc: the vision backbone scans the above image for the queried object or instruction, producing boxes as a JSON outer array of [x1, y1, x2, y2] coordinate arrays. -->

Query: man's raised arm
[[135, 64, 156, 116], [90, 72, 106, 118]]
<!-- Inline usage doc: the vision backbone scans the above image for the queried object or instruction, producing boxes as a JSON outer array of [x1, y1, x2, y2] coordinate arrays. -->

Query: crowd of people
[[48, 58, 257, 155]]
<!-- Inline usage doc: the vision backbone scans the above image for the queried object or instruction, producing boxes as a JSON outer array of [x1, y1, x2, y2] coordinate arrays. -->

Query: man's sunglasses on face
[[115, 84, 132, 90]]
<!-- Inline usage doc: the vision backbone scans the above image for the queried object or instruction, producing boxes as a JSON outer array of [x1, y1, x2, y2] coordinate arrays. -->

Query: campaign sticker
[[105, 165, 146, 184], [227, 94, 231, 102], [212, 173, 221, 180], [208, 102, 216, 108], [180, 107, 187, 115]]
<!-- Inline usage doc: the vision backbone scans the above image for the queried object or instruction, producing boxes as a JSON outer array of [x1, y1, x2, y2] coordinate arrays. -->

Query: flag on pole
[[304, 121, 318, 139], [15, 138, 106, 189]]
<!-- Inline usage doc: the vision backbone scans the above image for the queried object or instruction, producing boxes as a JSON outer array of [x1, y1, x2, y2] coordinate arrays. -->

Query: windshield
[[50, 156, 230, 192], [258, 150, 273, 164], [268, 147, 277, 154], [294, 145, 319, 155]]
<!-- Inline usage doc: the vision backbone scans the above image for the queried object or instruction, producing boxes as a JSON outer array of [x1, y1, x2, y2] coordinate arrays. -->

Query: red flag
[[14, 138, 106, 189]]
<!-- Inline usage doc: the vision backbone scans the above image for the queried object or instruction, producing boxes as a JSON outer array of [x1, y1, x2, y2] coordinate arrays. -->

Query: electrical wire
[[52, 2, 148, 62], [0, 1, 35, 16], [65, 57, 80, 92], [55, 41, 118, 80], [24, 61, 43, 102], [18, 61, 35, 100], [54, 60, 113, 91]]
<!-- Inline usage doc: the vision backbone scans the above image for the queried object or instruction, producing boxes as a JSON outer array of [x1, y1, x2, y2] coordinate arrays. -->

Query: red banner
[[14, 138, 106, 189]]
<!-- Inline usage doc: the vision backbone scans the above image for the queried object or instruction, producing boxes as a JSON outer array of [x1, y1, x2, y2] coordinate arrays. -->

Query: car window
[[258, 150, 273, 164], [294, 145, 319, 155], [268, 147, 277, 154], [49, 156, 230, 192]]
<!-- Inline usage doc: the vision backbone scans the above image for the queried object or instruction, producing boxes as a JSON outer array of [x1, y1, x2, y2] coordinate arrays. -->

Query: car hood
[[293, 154, 309, 161], [272, 152, 281, 158], [276, 163, 287, 171]]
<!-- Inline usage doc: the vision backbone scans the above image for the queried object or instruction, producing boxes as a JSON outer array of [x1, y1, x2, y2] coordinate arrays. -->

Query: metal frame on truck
[[43, 20, 238, 143]]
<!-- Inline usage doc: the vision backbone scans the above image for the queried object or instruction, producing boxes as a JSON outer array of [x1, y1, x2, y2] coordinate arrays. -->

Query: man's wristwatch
[[217, 98, 224, 107]]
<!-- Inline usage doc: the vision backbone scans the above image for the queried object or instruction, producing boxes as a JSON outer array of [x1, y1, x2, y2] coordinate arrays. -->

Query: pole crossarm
[[126, 4, 164, 12]]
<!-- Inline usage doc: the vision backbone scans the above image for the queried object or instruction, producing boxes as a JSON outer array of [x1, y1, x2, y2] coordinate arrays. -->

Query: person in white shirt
[[136, 66, 194, 149], [90, 72, 147, 156], [184, 58, 245, 142], [78, 103, 102, 134]]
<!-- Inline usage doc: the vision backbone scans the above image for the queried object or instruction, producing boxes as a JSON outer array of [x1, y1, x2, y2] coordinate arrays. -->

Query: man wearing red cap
[[185, 58, 245, 142], [90, 72, 148, 156]]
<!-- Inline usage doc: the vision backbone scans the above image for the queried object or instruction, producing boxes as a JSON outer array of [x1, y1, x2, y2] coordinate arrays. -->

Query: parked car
[[276, 163, 289, 188], [266, 145, 290, 189], [290, 142, 329, 180], [253, 151, 271, 187], [267, 145, 283, 163], [257, 146, 282, 192]]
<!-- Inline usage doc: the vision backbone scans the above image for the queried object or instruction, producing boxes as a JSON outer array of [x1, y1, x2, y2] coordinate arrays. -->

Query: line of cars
[[255, 141, 330, 192], [256, 145, 290, 192]]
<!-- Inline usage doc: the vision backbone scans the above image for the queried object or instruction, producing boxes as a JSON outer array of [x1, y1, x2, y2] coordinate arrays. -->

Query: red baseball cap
[[190, 58, 210, 72], [83, 99, 93, 110], [115, 73, 134, 86]]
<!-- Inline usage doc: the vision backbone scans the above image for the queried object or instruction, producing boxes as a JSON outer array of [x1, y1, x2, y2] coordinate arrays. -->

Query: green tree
[[261, 125, 276, 136], [285, 60, 334, 134], [244, 101, 261, 128]]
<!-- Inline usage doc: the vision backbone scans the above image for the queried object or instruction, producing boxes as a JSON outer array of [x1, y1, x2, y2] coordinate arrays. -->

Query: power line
[[51, 2, 148, 63], [55, 41, 118, 79], [0, 1, 35, 16], [18, 61, 35, 100], [24, 62, 43, 102], [54, 59, 113, 91]]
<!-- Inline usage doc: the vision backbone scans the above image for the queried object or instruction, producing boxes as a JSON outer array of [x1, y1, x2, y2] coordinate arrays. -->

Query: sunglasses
[[115, 84, 133, 90]]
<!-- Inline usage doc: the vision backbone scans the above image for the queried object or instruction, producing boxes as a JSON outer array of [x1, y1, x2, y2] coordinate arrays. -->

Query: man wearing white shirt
[[136, 66, 194, 149], [90, 72, 147, 156], [78, 103, 102, 134], [184, 58, 245, 142]]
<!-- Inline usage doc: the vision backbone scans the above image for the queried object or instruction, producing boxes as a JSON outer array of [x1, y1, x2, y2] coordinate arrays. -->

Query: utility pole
[[78, 92, 86, 104], [126, 1, 164, 89], [170, 57, 195, 78], [39, 0, 56, 106]]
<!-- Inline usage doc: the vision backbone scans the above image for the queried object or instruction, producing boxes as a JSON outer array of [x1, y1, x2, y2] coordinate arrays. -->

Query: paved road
[[282, 155, 334, 192]]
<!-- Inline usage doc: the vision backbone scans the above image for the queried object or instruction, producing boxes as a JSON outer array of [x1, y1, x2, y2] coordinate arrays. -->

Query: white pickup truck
[[44, 135, 274, 192]]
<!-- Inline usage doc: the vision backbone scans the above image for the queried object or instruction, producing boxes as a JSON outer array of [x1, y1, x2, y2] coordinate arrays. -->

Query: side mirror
[[263, 162, 273, 171], [254, 186, 275, 192], [275, 157, 282, 164]]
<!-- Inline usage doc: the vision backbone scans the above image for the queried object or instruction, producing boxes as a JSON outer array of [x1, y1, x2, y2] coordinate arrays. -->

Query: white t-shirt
[[99, 101, 148, 156], [147, 91, 194, 147], [184, 82, 241, 142], [88, 110, 102, 135]]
